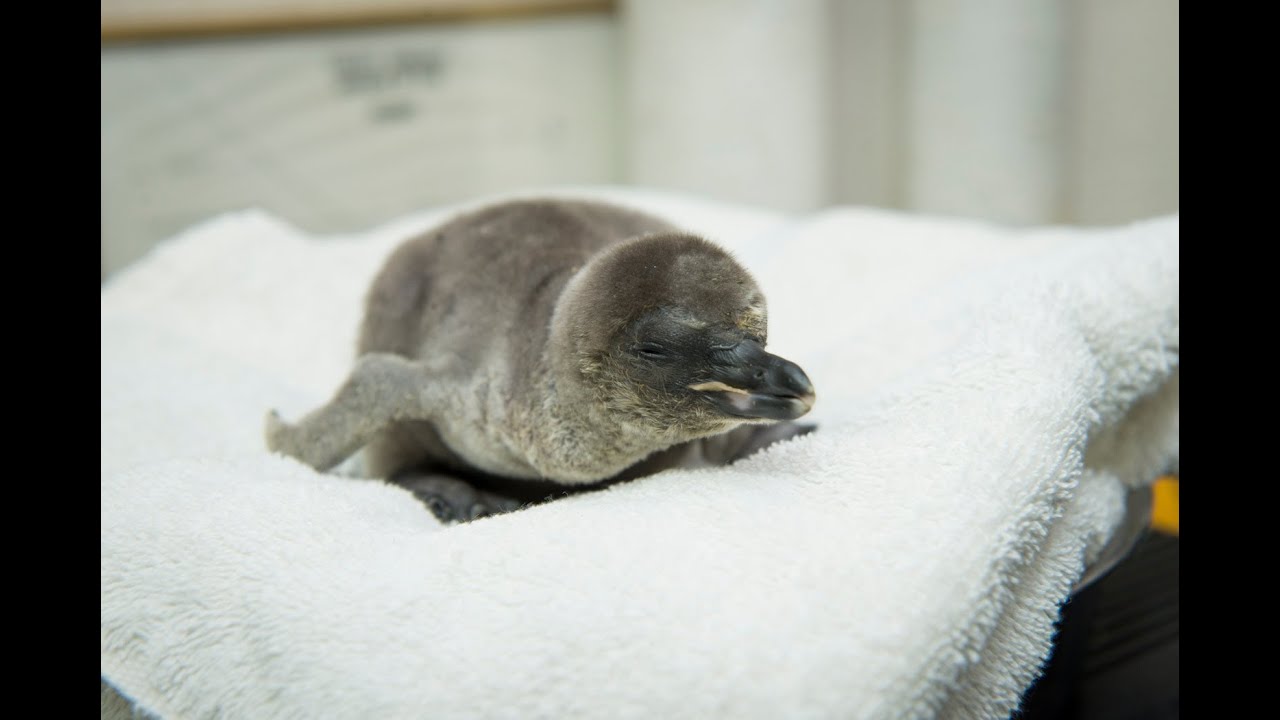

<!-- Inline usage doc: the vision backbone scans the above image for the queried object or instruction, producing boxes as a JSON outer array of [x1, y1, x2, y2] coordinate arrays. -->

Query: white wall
[[621, 0, 830, 212], [101, 0, 1179, 276], [101, 14, 618, 276], [1065, 0, 1179, 225], [904, 0, 1066, 224], [622, 0, 1178, 227]]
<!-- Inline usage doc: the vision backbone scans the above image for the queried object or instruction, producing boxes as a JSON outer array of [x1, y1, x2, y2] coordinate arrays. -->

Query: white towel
[[101, 188, 1178, 720]]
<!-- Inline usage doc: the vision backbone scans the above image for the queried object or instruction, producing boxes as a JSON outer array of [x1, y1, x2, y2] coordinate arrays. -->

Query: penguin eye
[[633, 342, 669, 360]]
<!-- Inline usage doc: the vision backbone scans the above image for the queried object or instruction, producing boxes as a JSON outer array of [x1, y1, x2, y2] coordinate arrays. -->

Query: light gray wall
[[619, 0, 1178, 226], [621, 0, 830, 212], [829, 0, 906, 211], [903, 0, 1067, 224], [101, 0, 1178, 277], [101, 14, 618, 277], [1065, 0, 1179, 225]]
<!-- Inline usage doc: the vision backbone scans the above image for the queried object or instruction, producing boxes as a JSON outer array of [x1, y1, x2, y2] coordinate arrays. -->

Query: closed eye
[[633, 342, 669, 360]]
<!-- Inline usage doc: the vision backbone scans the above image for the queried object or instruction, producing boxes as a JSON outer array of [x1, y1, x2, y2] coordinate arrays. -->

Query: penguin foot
[[391, 472, 525, 523]]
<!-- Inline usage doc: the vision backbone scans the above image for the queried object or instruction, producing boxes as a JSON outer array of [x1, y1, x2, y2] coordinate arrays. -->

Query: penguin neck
[[532, 347, 658, 484], [536, 290, 674, 483]]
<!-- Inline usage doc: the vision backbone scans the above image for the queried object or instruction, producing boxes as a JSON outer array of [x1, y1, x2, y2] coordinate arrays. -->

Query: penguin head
[[553, 233, 815, 440]]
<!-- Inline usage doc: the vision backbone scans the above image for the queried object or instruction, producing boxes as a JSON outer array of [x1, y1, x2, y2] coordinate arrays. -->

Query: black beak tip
[[693, 345, 816, 421], [781, 362, 815, 400]]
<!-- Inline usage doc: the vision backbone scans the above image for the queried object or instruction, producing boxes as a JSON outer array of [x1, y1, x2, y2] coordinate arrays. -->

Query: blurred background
[[101, 0, 1178, 280]]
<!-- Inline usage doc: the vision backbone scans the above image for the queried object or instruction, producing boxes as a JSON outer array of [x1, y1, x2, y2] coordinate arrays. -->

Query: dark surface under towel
[[1016, 531, 1179, 720]]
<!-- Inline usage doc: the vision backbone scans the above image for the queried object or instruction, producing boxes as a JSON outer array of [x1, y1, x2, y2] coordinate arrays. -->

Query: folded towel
[[101, 188, 1178, 720]]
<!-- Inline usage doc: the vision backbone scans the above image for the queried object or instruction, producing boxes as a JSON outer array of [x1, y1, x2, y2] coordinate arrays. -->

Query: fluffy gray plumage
[[266, 199, 815, 519]]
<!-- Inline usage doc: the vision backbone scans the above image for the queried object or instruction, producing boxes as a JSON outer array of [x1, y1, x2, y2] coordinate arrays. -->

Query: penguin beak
[[689, 340, 816, 421]]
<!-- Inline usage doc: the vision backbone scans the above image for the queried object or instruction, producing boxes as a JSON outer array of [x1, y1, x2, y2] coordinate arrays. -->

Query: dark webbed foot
[[388, 423, 818, 522], [596, 421, 820, 484], [391, 472, 525, 523], [730, 421, 817, 460]]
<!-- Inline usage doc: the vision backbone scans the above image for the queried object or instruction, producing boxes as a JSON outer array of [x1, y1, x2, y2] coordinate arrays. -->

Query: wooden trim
[[101, 0, 615, 44]]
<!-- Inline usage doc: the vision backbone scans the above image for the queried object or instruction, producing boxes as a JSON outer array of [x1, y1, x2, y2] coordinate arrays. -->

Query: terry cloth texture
[[101, 188, 1179, 720]]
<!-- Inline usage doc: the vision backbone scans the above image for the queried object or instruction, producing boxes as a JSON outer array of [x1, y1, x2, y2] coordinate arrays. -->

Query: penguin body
[[266, 199, 815, 519]]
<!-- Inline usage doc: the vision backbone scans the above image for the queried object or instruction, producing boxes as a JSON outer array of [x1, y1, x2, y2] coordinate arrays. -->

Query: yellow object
[[1149, 476, 1179, 535]]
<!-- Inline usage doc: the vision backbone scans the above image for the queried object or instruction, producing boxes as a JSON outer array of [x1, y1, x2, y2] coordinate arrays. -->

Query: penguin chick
[[265, 199, 816, 518]]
